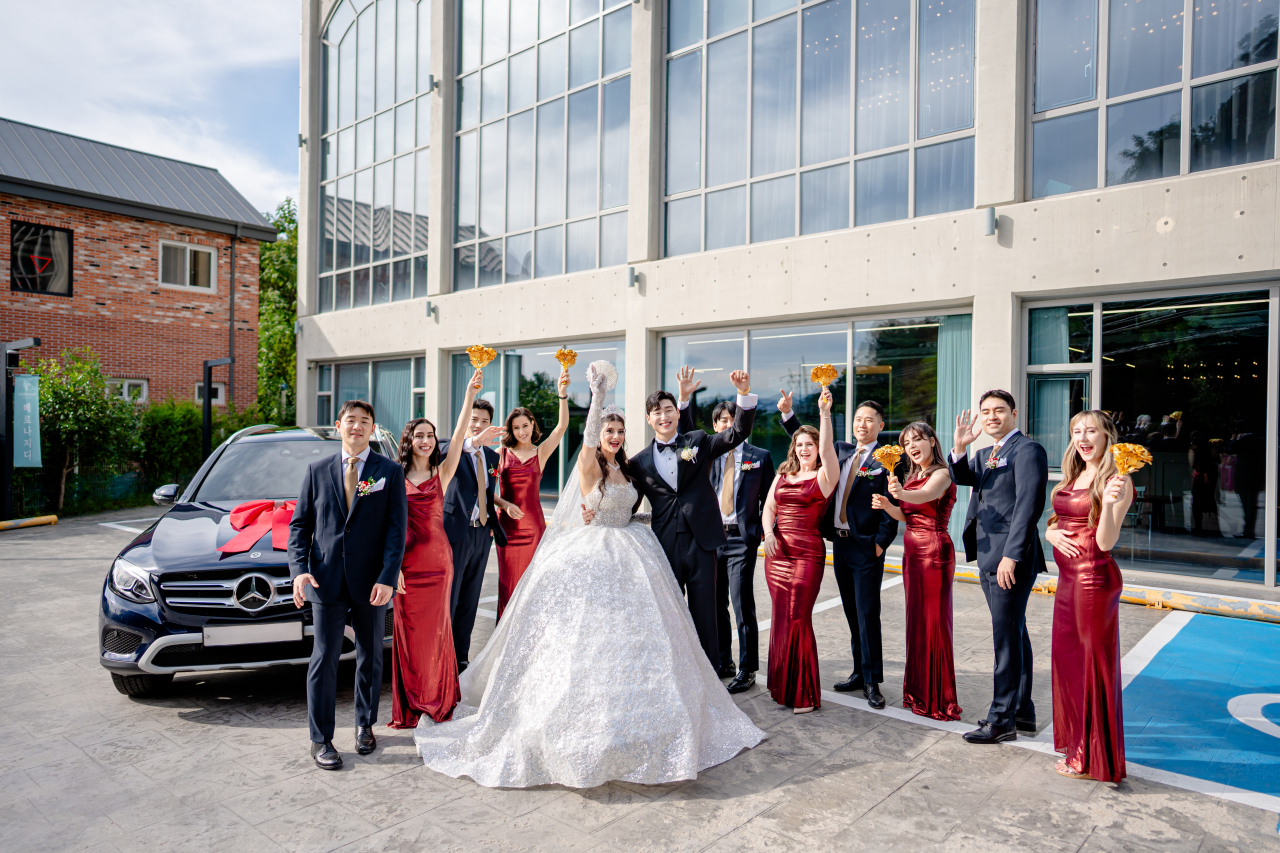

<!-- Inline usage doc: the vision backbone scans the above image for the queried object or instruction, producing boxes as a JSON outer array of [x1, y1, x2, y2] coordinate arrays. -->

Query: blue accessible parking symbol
[[1123, 612, 1280, 804]]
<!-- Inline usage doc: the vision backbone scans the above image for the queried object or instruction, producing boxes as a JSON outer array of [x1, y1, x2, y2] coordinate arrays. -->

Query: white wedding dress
[[414, 365, 766, 789]]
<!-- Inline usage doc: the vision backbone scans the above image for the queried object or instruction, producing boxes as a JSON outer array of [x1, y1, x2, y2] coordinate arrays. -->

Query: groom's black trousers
[[307, 582, 386, 743], [668, 530, 720, 667]]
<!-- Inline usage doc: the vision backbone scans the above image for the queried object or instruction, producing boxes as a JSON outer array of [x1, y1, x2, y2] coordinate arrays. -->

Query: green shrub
[[138, 398, 203, 484]]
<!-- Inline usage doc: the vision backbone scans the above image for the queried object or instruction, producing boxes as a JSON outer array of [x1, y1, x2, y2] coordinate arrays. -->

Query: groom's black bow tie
[[657, 442, 677, 454]]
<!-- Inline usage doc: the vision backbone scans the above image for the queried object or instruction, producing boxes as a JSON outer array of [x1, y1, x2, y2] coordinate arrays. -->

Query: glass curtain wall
[[318, 0, 434, 312], [663, 0, 977, 256], [1030, 0, 1278, 199], [1027, 290, 1275, 584], [450, 340, 626, 494], [453, 0, 633, 289]]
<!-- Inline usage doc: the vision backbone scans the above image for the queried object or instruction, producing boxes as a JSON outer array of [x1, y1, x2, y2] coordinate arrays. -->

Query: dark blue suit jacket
[[437, 439, 507, 547], [948, 430, 1048, 574], [287, 449, 408, 604], [679, 401, 775, 541]]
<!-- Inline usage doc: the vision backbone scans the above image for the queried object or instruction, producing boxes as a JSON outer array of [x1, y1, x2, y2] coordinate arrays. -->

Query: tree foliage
[[258, 198, 297, 425]]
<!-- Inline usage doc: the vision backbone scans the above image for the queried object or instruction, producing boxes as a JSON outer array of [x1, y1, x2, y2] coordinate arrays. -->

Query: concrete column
[[973, 0, 1027, 208], [428, 0, 454, 296], [968, 288, 1019, 443], [628, 0, 662, 265]]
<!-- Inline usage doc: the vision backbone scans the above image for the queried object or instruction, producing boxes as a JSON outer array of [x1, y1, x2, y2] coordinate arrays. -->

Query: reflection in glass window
[[600, 210, 627, 266], [1029, 304, 1094, 363], [1108, 0, 1185, 97], [914, 136, 974, 217], [1100, 292, 1271, 583], [801, 163, 850, 235], [1190, 71, 1276, 172], [707, 33, 749, 188], [706, 185, 748, 250], [856, 0, 910, 153], [1192, 0, 1279, 79], [1105, 91, 1181, 186], [752, 15, 798, 177], [751, 324, 847, 462], [855, 150, 908, 226], [751, 174, 796, 242], [666, 196, 702, 256], [1035, 0, 1097, 112], [917, 0, 975, 138], [1027, 373, 1090, 467], [1032, 110, 1098, 198], [662, 331, 747, 433], [801, 0, 851, 166]]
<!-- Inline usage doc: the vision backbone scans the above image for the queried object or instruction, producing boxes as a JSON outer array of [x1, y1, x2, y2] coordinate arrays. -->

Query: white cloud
[[0, 0, 301, 212]]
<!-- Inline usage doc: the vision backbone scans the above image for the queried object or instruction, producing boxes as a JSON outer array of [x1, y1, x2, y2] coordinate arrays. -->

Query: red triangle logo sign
[[31, 255, 53, 274]]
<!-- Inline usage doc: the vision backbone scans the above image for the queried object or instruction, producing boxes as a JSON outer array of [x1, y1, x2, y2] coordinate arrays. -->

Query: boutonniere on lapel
[[679, 446, 699, 463], [985, 455, 1002, 470], [356, 477, 379, 497], [739, 460, 761, 471], [487, 464, 499, 477], [855, 466, 882, 479]]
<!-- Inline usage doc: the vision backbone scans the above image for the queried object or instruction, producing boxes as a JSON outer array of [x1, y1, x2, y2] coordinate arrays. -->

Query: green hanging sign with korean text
[[14, 375, 41, 467]]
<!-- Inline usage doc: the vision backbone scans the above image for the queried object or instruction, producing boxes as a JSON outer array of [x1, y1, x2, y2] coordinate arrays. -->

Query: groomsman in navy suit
[[783, 394, 898, 709], [289, 400, 407, 770], [679, 385, 775, 694], [948, 390, 1048, 744]]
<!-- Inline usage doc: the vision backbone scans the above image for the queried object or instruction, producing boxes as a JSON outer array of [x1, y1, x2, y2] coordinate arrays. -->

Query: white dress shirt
[[656, 392, 759, 492], [461, 437, 490, 521], [341, 445, 371, 480], [950, 428, 1021, 464], [719, 445, 744, 524]]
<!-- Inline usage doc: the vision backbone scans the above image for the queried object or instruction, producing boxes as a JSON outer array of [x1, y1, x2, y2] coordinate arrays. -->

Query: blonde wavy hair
[[1049, 410, 1120, 529]]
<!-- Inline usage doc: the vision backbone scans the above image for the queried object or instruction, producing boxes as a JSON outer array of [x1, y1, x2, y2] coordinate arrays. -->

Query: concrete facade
[[296, 0, 1280, 588]]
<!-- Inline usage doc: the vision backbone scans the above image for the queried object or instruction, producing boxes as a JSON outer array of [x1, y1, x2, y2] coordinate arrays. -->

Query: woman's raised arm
[[816, 389, 840, 498], [538, 369, 572, 470], [440, 368, 482, 492]]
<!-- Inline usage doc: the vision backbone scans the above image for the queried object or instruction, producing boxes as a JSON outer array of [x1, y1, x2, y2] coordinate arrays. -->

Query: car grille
[[384, 609, 394, 639], [157, 567, 295, 619], [151, 634, 356, 668], [102, 628, 143, 655]]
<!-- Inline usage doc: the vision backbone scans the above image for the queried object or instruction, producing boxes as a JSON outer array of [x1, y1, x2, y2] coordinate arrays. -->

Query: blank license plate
[[203, 621, 302, 647]]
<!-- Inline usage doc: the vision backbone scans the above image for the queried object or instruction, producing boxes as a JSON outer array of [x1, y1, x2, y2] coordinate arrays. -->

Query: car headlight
[[110, 558, 155, 604]]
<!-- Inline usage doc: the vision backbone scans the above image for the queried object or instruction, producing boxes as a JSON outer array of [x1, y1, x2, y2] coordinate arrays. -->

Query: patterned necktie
[[720, 456, 735, 517], [475, 451, 488, 526], [344, 456, 359, 511]]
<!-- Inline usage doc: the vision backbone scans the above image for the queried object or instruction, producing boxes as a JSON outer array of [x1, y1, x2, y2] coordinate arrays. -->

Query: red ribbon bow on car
[[217, 500, 296, 554]]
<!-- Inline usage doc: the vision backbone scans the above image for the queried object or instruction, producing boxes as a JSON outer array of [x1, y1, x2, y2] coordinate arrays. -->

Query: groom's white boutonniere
[[679, 446, 699, 463]]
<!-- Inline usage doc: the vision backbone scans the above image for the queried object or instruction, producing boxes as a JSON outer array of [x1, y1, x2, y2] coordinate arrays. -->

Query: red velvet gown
[[496, 449, 547, 619], [764, 476, 828, 709], [389, 474, 460, 728], [900, 476, 963, 721], [1050, 487, 1126, 782]]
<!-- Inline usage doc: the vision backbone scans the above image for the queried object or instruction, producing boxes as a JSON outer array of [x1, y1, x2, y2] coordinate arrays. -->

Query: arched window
[[316, 0, 433, 313]]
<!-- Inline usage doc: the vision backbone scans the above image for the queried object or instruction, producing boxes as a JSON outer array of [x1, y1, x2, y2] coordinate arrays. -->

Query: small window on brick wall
[[160, 241, 216, 290], [195, 381, 226, 406], [108, 378, 148, 403]]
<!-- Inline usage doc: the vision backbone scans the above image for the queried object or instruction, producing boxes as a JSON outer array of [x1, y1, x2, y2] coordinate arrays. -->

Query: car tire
[[110, 672, 173, 697]]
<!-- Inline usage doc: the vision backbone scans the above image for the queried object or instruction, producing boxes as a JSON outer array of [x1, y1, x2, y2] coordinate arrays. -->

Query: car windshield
[[194, 440, 350, 502]]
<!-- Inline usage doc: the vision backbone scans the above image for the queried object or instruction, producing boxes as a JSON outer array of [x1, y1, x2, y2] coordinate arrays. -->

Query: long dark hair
[[502, 406, 543, 448], [900, 421, 945, 480], [593, 412, 641, 510], [399, 417, 441, 472]]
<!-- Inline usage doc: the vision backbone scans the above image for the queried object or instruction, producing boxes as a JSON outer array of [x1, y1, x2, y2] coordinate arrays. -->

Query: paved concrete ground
[[2, 507, 1278, 853]]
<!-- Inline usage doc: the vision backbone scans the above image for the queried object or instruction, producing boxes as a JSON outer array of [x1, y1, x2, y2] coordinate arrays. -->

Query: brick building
[[0, 118, 276, 408]]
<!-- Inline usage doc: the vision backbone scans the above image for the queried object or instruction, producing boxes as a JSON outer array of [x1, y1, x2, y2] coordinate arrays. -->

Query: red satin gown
[[1050, 487, 1126, 782], [496, 448, 547, 619], [764, 476, 828, 709], [389, 474, 460, 728], [900, 477, 963, 721]]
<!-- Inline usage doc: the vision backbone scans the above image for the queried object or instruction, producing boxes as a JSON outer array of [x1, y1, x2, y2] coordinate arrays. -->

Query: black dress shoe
[[963, 721, 1017, 744], [833, 672, 864, 693], [311, 741, 342, 770], [726, 671, 756, 694], [355, 725, 377, 755], [863, 682, 886, 709], [717, 664, 739, 679], [1015, 718, 1037, 733]]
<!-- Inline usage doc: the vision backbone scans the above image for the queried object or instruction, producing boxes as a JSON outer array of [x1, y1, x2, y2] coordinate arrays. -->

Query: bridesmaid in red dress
[[1045, 410, 1132, 782], [389, 368, 500, 729], [762, 388, 841, 713], [493, 369, 571, 618], [872, 422, 962, 721]]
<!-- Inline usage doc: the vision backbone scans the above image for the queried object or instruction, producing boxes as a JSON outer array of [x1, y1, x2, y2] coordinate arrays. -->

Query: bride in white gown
[[414, 361, 766, 789]]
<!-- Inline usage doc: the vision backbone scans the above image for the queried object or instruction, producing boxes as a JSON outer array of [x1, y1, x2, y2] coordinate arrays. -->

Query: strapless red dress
[[496, 448, 547, 619], [389, 473, 460, 728], [764, 476, 828, 709], [900, 476, 962, 720], [1050, 487, 1126, 782]]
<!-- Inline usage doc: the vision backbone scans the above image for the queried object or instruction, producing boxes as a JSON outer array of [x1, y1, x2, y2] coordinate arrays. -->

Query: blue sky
[[0, 0, 300, 215]]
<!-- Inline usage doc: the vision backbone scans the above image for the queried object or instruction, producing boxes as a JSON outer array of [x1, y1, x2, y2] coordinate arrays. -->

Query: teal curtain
[[450, 352, 501, 425], [503, 353, 523, 416], [373, 359, 412, 437], [937, 314, 972, 545], [336, 362, 370, 407], [1028, 307, 1069, 364]]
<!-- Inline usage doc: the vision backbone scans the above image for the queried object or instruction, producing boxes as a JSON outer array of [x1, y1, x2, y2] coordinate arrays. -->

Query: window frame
[[158, 239, 218, 293], [9, 219, 74, 298], [107, 378, 149, 404], [195, 381, 227, 407], [661, 0, 979, 257], [1025, 0, 1280, 197]]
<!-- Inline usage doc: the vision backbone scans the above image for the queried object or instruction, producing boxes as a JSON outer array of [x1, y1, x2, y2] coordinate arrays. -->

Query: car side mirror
[[152, 484, 180, 506]]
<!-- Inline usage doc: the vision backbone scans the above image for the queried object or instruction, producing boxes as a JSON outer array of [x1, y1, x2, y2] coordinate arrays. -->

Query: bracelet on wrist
[[558, 395, 568, 400]]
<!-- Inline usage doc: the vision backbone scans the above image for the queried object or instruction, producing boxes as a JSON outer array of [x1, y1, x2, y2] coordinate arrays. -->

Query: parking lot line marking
[[1120, 609, 1194, 688], [98, 517, 160, 533]]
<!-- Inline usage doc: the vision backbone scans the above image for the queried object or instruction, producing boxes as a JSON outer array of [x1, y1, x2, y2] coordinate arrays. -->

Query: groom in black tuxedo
[[629, 367, 757, 666], [949, 390, 1048, 744], [289, 399, 407, 770]]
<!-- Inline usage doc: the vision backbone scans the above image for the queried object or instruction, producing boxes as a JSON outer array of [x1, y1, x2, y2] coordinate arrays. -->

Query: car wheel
[[110, 672, 174, 697]]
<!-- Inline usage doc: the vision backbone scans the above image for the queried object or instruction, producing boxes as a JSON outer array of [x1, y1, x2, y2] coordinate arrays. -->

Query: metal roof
[[0, 118, 276, 242]]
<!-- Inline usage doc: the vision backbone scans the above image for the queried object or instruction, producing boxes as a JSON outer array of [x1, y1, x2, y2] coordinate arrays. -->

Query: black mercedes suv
[[99, 425, 398, 696]]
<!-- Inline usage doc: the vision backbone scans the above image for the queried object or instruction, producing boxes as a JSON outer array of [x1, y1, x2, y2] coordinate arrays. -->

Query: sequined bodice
[[583, 480, 638, 527]]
